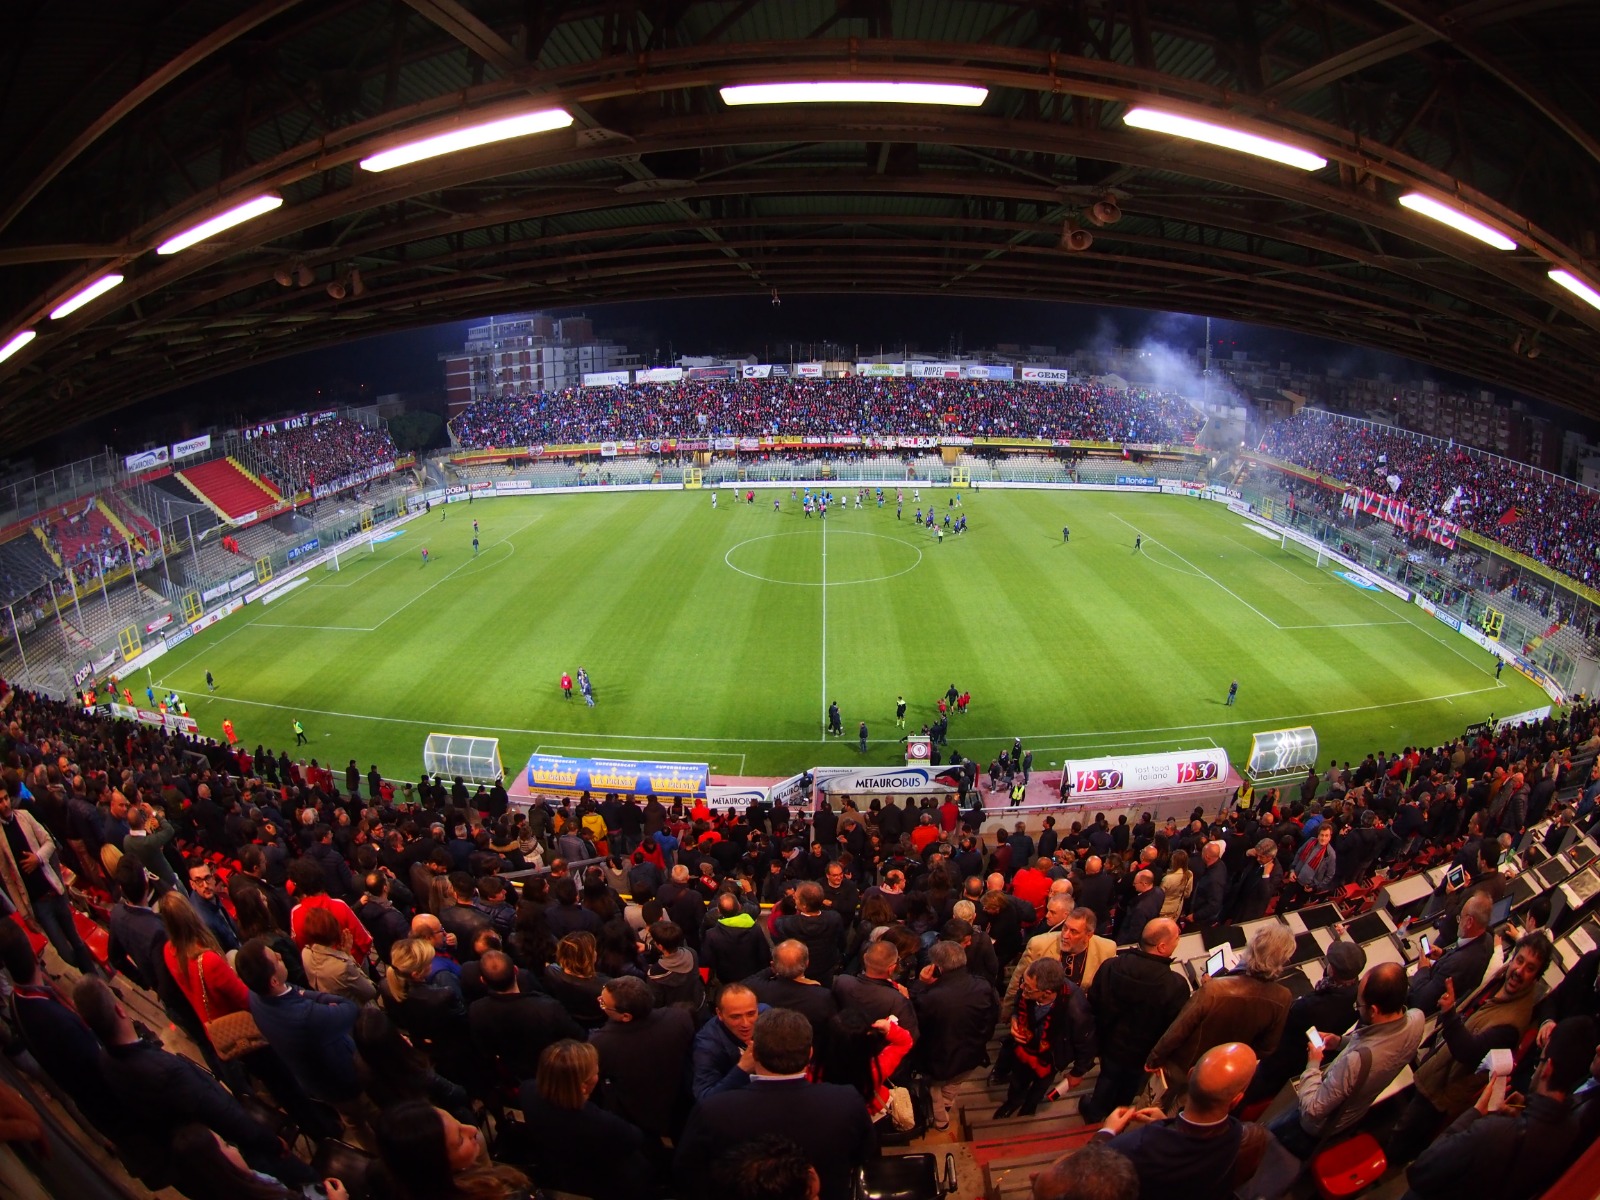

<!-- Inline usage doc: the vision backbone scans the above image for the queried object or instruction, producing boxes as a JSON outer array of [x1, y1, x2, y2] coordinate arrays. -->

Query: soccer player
[[914, 507, 921, 525], [205, 670, 215, 692], [421, 547, 429, 565], [896, 696, 907, 728], [473, 519, 478, 533], [1134, 534, 1142, 551], [472, 537, 479, 556], [561, 672, 572, 699], [1496, 659, 1504, 679], [946, 684, 959, 709], [294, 718, 307, 745], [712, 492, 717, 509], [1226, 679, 1238, 706], [440, 504, 447, 521], [579, 668, 594, 707], [859, 721, 869, 754], [936, 526, 944, 544], [146, 684, 155, 706], [828, 701, 842, 736], [774, 497, 781, 512], [896, 501, 902, 519], [1062, 525, 1070, 543]]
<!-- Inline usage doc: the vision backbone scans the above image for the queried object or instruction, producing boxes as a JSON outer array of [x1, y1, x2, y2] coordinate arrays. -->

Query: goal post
[[1278, 531, 1329, 571]]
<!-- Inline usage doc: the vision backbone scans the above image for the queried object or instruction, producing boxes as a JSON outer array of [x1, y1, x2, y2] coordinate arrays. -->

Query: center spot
[[724, 530, 925, 587]]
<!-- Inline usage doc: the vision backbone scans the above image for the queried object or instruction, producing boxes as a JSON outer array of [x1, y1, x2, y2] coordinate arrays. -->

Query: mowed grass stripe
[[153, 490, 1547, 776]]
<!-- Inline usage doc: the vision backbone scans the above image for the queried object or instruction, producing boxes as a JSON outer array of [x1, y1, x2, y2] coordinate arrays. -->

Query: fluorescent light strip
[[720, 81, 988, 107], [360, 107, 573, 172], [1397, 193, 1516, 251], [157, 193, 283, 255], [0, 329, 36, 364], [1123, 106, 1327, 171], [49, 274, 125, 320], [1550, 269, 1600, 311]]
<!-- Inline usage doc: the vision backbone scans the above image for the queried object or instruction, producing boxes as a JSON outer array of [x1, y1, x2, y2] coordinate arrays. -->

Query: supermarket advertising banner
[[524, 753, 708, 798], [1064, 747, 1230, 795]]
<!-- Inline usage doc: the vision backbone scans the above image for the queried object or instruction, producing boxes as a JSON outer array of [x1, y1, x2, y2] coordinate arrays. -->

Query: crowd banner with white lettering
[[1340, 487, 1460, 549], [813, 765, 956, 797], [171, 434, 212, 460], [524, 754, 708, 799], [1063, 748, 1230, 796], [635, 366, 684, 383], [1247, 727, 1320, 778]]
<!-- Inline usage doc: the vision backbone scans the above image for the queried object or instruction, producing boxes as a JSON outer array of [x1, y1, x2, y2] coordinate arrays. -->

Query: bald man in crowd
[[1095, 1042, 1268, 1200]]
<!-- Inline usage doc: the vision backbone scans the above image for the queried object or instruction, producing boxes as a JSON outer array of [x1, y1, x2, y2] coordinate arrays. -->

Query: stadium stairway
[[176, 456, 280, 522], [31, 523, 63, 567]]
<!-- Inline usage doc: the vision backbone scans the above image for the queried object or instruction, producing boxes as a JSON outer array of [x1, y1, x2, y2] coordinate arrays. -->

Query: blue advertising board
[[525, 753, 709, 798]]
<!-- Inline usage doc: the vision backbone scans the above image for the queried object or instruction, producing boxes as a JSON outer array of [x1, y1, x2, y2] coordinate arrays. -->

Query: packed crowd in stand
[[451, 379, 1203, 449], [2, 675, 1600, 1200], [1258, 409, 1600, 586], [247, 418, 399, 495]]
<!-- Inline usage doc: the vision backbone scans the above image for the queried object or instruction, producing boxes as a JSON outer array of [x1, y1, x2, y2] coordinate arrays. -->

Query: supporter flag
[[1386, 473, 1402, 493], [1498, 506, 1522, 527], [1443, 486, 1461, 513]]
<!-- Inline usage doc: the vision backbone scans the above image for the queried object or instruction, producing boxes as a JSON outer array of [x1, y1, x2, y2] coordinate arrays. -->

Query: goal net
[[1277, 531, 1329, 572], [324, 539, 377, 571]]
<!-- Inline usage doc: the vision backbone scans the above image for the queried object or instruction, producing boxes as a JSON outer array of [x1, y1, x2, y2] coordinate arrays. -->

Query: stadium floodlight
[[719, 81, 988, 107], [1397, 192, 1517, 250], [359, 107, 573, 172], [1122, 105, 1327, 171], [49, 273, 125, 319], [0, 329, 36, 364], [156, 192, 283, 255], [1549, 268, 1600, 311]]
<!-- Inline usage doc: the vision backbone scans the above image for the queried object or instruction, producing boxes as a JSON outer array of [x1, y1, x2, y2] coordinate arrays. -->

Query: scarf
[[1013, 995, 1057, 1077]]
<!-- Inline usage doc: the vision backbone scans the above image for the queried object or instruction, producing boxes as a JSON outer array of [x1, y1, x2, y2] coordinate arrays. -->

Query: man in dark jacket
[[676, 1008, 875, 1200], [691, 983, 766, 1099], [75, 975, 313, 1188], [832, 940, 919, 1038], [821, 860, 860, 925], [1074, 856, 1116, 934], [992, 956, 1096, 1117], [1189, 841, 1229, 927], [1409, 892, 1493, 1016], [702, 890, 773, 984], [912, 939, 999, 1129], [1082, 917, 1190, 1123], [235, 937, 365, 1109], [467, 950, 584, 1081], [745, 939, 839, 1035], [1115, 870, 1165, 945], [773, 881, 846, 981], [589, 975, 696, 1139], [437, 870, 494, 958], [355, 871, 412, 963], [658, 864, 707, 949], [1405, 1015, 1596, 1200]]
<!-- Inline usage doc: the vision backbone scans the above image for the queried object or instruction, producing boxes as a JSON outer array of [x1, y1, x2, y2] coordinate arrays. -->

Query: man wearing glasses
[[187, 862, 240, 952]]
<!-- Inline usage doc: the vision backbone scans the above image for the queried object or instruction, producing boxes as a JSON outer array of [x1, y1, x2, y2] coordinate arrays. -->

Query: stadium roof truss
[[2, 0, 1600, 444]]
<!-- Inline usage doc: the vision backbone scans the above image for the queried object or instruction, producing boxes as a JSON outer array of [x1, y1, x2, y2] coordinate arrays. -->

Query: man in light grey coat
[[1267, 961, 1424, 1157]]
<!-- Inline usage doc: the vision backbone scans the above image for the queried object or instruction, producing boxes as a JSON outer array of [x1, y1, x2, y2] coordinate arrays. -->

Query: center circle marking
[[724, 530, 925, 587]]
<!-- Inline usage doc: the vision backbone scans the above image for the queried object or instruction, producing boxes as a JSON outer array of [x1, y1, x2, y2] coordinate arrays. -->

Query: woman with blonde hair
[[541, 931, 611, 1029], [384, 937, 474, 1090], [515, 1040, 652, 1200], [1159, 848, 1193, 919]]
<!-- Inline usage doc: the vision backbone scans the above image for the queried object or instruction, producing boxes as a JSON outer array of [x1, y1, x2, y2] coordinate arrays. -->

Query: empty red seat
[[1310, 1133, 1386, 1200]]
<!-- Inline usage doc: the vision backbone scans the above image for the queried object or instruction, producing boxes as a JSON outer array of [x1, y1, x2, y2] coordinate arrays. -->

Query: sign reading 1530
[[1176, 760, 1220, 784]]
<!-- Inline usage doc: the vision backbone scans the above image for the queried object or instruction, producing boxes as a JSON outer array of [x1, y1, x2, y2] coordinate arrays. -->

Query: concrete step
[[980, 1130, 1101, 1200], [964, 1099, 1086, 1142]]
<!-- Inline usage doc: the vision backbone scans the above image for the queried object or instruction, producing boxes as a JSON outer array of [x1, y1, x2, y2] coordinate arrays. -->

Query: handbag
[[196, 955, 269, 1061]]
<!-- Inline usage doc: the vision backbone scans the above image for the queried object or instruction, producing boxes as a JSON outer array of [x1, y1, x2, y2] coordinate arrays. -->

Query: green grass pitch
[[150, 488, 1545, 780]]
